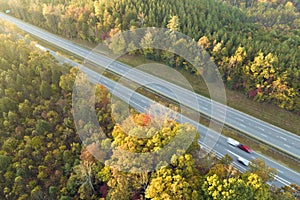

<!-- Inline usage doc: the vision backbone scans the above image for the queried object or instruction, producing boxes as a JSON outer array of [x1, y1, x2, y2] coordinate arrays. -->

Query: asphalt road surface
[[44, 46, 300, 188], [1, 13, 299, 187], [82, 60, 300, 188], [1, 12, 299, 159]]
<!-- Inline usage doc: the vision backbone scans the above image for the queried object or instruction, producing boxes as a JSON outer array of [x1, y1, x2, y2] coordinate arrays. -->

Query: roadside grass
[[30, 32, 300, 137], [39, 36, 300, 137], [119, 55, 300, 136], [28, 35, 300, 172], [136, 86, 300, 173], [221, 126, 300, 173]]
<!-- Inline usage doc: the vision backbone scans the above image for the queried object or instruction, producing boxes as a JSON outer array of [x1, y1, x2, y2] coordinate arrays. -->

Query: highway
[[0, 12, 299, 160], [0, 12, 299, 159], [45, 46, 299, 187], [1, 12, 300, 187]]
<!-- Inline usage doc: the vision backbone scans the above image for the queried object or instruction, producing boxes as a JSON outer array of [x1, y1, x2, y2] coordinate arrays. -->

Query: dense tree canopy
[[0, 0, 299, 113], [0, 11, 299, 200]]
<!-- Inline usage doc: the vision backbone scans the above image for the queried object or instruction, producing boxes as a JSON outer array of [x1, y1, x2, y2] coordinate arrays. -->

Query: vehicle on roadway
[[238, 144, 253, 153], [227, 137, 240, 146], [237, 156, 250, 166]]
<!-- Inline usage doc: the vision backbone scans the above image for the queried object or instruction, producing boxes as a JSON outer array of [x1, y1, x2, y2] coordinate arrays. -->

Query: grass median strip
[[119, 55, 300, 136], [135, 85, 300, 173], [26, 28, 300, 136], [27, 34, 300, 172]]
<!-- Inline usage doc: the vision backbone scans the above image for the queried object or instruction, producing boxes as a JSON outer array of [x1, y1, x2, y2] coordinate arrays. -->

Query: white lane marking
[[225, 150, 292, 186], [226, 105, 300, 143], [232, 162, 247, 171], [5, 12, 300, 185], [185, 99, 192, 103], [283, 144, 291, 148], [155, 85, 162, 90], [256, 151, 300, 176], [261, 134, 267, 137], [12, 14, 300, 148], [118, 69, 126, 73], [140, 99, 147, 104], [280, 136, 287, 141], [239, 123, 246, 128], [234, 117, 244, 122], [226, 149, 240, 158], [274, 175, 291, 185], [257, 126, 265, 131], [277, 169, 283, 174]]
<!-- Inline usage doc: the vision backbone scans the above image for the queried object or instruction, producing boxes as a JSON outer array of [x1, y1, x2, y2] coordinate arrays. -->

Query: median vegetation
[[0, 21, 299, 199], [1, 0, 299, 135], [0, 0, 299, 116]]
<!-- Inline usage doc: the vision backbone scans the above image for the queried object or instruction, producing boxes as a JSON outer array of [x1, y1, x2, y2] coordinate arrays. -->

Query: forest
[[0, 20, 300, 199], [0, 0, 299, 114]]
